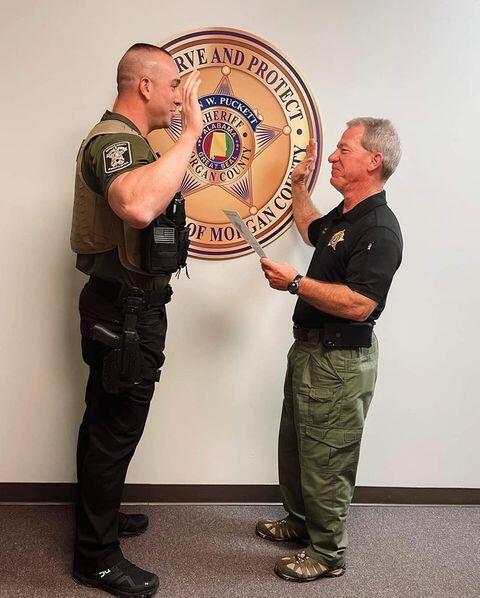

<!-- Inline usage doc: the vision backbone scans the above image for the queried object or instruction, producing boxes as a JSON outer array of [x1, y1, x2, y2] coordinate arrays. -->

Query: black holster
[[91, 285, 171, 393]]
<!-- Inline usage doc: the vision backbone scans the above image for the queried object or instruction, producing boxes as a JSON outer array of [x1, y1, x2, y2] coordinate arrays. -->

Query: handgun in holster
[[91, 289, 144, 394]]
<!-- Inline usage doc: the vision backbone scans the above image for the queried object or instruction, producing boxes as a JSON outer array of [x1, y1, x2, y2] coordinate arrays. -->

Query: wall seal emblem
[[150, 28, 322, 260]]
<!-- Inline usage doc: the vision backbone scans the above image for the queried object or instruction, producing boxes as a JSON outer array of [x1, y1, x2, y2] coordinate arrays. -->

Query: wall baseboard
[[0, 484, 478, 504]]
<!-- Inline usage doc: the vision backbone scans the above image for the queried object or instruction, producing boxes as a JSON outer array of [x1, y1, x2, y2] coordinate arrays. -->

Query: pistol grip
[[91, 324, 121, 349]]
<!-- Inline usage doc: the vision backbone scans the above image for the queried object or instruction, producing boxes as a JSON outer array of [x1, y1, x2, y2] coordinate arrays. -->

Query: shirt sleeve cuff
[[346, 283, 383, 304], [307, 218, 322, 245]]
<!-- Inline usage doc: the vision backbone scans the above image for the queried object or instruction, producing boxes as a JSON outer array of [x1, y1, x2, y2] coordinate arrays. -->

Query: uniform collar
[[335, 190, 387, 223], [101, 110, 143, 136]]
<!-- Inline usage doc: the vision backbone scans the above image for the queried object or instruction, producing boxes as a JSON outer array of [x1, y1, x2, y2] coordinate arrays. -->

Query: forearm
[[292, 182, 321, 245], [109, 132, 197, 228], [298, 277, 376, 321]]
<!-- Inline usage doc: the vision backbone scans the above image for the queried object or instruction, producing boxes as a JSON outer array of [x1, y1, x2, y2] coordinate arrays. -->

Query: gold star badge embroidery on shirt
[[328, 229, 345, 250]]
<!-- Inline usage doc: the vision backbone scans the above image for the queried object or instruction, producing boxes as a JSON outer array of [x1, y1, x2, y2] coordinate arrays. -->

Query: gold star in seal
[[165, 67, 287, 214]]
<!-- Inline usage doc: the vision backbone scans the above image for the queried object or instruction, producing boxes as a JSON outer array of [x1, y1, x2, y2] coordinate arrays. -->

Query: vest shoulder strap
[[84, 119, 141, 146]]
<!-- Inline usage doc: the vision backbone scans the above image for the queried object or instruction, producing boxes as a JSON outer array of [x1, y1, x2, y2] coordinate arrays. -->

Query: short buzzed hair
[[347, 117, 401, 181], [116, 43, 172, 93]]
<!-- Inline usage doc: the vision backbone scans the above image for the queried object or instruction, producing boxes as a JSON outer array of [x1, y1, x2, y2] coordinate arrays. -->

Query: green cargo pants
[[278, 333, 378, 568]]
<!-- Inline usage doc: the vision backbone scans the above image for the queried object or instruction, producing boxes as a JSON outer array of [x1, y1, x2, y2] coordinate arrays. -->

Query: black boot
[[119, 512, 149, 538], [73, 558, 159, 597]]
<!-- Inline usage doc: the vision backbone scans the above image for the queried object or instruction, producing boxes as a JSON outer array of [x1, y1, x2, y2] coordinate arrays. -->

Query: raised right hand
[[181, 70, 203, 140], [292, 139, 317, 185]]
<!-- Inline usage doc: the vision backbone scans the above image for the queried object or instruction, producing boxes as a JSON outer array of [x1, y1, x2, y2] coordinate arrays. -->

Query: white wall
[[0, 0, 478, 488]]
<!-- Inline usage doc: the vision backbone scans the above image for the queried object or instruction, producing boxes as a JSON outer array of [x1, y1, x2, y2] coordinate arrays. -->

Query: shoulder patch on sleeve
[[103, 141, 132, 174]]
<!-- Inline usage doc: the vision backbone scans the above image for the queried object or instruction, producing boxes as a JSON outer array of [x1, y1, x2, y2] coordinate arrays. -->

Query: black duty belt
[[88, 276, 172, 309], [293, 322, 373, 348]]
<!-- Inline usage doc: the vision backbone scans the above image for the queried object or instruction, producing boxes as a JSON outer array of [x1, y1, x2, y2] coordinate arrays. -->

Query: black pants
[[74, 280, 167, 573]]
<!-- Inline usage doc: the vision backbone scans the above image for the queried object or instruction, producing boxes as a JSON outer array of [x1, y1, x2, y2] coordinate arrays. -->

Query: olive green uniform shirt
[[77, 110, 170, 290]]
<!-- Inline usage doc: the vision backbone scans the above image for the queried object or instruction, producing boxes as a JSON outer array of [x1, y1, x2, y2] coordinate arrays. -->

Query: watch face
[[288, 275, 302, 294]]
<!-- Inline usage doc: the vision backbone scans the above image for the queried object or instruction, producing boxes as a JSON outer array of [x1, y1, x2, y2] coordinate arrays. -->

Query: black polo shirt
[[293, 191, 403, 327]]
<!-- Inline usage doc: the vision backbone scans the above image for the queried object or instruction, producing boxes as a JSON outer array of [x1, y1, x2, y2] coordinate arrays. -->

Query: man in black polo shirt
[[257, 118, 403, 582]]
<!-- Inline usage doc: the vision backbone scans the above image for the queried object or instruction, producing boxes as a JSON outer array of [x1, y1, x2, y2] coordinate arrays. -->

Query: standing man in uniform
[[70, 43, 203, 597], [257, 118, 403, 582]]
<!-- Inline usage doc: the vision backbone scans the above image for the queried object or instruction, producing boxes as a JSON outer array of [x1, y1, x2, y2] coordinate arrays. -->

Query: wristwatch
[[287, 274, 304, 295]]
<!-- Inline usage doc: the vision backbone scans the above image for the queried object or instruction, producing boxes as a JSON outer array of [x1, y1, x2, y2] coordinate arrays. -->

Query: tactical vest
[[71, 119, 155, 275]]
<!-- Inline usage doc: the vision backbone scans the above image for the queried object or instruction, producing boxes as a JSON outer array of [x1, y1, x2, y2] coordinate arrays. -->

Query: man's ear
[[139, 76, 151, 101], [368, 152, 383, 174]]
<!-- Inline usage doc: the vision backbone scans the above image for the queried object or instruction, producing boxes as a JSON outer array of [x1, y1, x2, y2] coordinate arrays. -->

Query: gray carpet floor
[[0, 505, 478, 598]]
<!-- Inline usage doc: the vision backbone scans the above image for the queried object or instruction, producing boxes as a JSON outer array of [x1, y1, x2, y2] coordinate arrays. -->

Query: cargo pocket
[[303, 427, 362, 472], [303, 386, 341, 427]]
